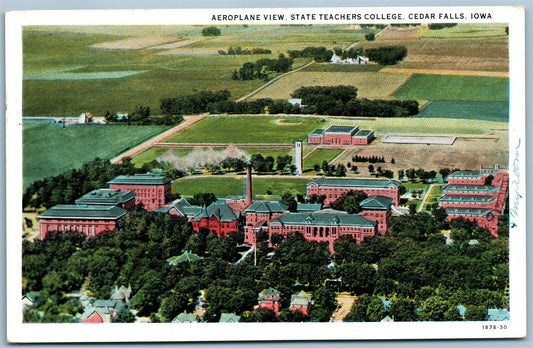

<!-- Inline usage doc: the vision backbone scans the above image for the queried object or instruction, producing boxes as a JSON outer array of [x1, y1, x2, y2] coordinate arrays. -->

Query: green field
[[393, 74, 509, 103], [23, 123, 170, 188], [416, 101, 508, 122], [23, 25, 369, 116], [304, 149, 344, 171], [164, 116, 327, 144], [419, 23, 508, 39], [173, 176, 312, 198]]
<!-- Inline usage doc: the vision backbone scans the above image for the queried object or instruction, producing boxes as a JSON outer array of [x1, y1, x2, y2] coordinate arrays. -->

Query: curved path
[[110, 114, 208, 164]]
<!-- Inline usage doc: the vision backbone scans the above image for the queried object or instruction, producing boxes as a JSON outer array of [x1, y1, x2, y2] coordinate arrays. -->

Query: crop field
[[377, 26, 424, 39], [393, 74, 509, 103], [304, 149, 344, 171], [416, 101, 508, 122], [164, 116, 327, 144], [23, 123, 170, 188], [172, 176, 312, 198], [419, 23, 508, 39], [249, 71, 411, 101]]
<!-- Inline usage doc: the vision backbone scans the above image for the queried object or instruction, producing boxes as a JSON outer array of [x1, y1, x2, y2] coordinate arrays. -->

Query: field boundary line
[[379, 67, 509, 78], [388, 72, 414, 98], [329, 149, 348, 165], [236, 61, 316, 102]]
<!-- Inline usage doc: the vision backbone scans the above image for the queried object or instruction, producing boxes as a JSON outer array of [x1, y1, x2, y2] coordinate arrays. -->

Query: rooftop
[[443, 185, 500, 193], [39, 205, 128, 220], [75, 189, 136, 205], [308, 177, 400, 189], [445, 208, 495, 216], [448, 171, 484, 179], [439, 195, 496, 204], [193, 200, 238, 223], [258, 288, 280, 300], [269, 212, 376, 228], [354, 130, 374, 137], [325, 125, 358, 134], [360, 196, 394, 210], [296, 203, 323, 212], [245, 201, 287, 214], [108, 172, 172, 186]]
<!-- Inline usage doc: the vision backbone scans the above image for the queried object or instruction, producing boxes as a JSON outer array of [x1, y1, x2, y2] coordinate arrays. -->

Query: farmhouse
[[306, 177, 400, 206], [39, 204, 127, 240], [330, 54, 369, 65], [107, 172, 172, 211], [307, 126, 375, 146]]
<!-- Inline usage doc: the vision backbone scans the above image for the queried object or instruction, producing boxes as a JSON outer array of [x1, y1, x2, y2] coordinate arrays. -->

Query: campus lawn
[[401, 182, 429, 192], [23, 123, 170, 188], [416, 101, 508, 122], [172, 176, 312, 198], [164, 116, 327, 144], [393, 74, 509, 103], [304, 149, 344, 171]]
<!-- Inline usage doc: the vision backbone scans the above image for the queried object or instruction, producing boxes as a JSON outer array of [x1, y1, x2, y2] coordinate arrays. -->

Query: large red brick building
[[359, 196, 394, 236], [440, 170, 508, 237], [307, 177, 401, 206], [107, 172, 172, 211], [191, 200, 239, 237], [308, 126, 375, 146], [244, 201, 287, 245], [39, 205, 128, 240]]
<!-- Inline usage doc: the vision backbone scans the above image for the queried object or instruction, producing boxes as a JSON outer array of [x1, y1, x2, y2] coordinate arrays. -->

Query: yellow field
[[249, 71, 412, 101]]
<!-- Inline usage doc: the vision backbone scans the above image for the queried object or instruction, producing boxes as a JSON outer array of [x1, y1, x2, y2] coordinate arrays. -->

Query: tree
[[202, 26, 221, 36], [465, 305, 487, 321], [368, 164, 375, 173], [389, 297, 418, 321], [365, 32, 375, 41], [280, 192, 297, 212], [330, 191, 367, 214]]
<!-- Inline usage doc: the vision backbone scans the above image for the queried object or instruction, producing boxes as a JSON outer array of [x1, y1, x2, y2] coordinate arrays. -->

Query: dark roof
[[269, 212, 376, 228], [439, 195, 495, 204], [445, 208, 495, 216], [308, 177, 400, 189], [167, 251, 204, 265], [245, 201, 287, 214], [448, 171, 483, 179], [360, 196, 394, 210], [296, 203, 323, 212], [354, 130, 374, 137], [75, 189, 136, 205], [325, 126, 358, 134], [108, 172, 172, 186], [173, 313, 199, 323], [39, 205, 128, 220], [309, 129, 325, 136], [161, 198, 203, 217], [193, 200, 238, 222], [443, 185, 499, 193], [219, 313, 241, 323], [290, 291, 312, 306]]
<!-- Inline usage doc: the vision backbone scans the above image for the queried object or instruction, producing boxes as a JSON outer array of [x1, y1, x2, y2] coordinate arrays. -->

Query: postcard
[[5, 6, 526, 343]]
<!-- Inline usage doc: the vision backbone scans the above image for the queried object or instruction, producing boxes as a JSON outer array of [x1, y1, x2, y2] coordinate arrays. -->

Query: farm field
[[23, 123, 170, 188], [393, 74, 509, 103], [164, 116, 327, 144], [416, 101, 508, 122], [304, 149, 344, 171], [249, 71, 411, 101], [172, 176, 312, 198]]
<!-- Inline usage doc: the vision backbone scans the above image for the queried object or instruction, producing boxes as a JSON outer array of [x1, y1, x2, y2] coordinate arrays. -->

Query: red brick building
[[289, 291, 312, 316], [75, 189, 136, 210], [256, 288, 281, 316], [191, 200, 239, 237], [39, 205, 127, 240], [308, 126, 375, 146], [440, 170, 508, 238], [244, 201, 287, 245], [268, 210, 377, 253], [307, 177, 400, 207], [359, 196, 394, 236], [107, 173, 172, 211]]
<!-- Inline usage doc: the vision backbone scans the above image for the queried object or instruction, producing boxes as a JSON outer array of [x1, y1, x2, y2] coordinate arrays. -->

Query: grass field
[[172, 176, 312, 198], [419, 23, 508, 39], [23, 25, 369, 116], [23, 123, 170, 188], [249, 71, 411, 101], [164, 116, 327, 144], [416, 101, 508, 122], [304, 149, 344, 171], [393, 74, 509, 103]]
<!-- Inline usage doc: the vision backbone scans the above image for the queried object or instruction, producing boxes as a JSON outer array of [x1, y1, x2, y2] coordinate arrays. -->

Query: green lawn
[[304, 149, 344, 171], [165, 116, 328, 144], [416, 101, 508, 122], [23, 123, 170, 188], [393, 74, 509, 103], [401, 182, 429, 192], [172, 176, 312, 198]]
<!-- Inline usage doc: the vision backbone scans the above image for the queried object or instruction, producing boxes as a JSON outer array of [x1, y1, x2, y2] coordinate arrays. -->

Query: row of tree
[[352, 155, 387, 164], [232, 54, 294, 81], [291, 86, 419, 117], [288, 45, 408, 66], [218, 47, 271, 55], [104, 106, 183, 126]]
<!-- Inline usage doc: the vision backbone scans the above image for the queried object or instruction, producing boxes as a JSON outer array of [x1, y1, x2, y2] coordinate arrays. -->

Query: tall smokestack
[[246, 165, 252, 205]]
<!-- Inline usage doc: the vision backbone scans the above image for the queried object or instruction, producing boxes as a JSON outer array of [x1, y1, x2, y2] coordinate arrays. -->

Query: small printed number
[[482, 325, 508, 330]]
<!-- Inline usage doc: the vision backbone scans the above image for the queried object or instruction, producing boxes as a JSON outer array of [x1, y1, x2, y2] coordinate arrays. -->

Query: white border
[[5, 6, 526, 343]]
